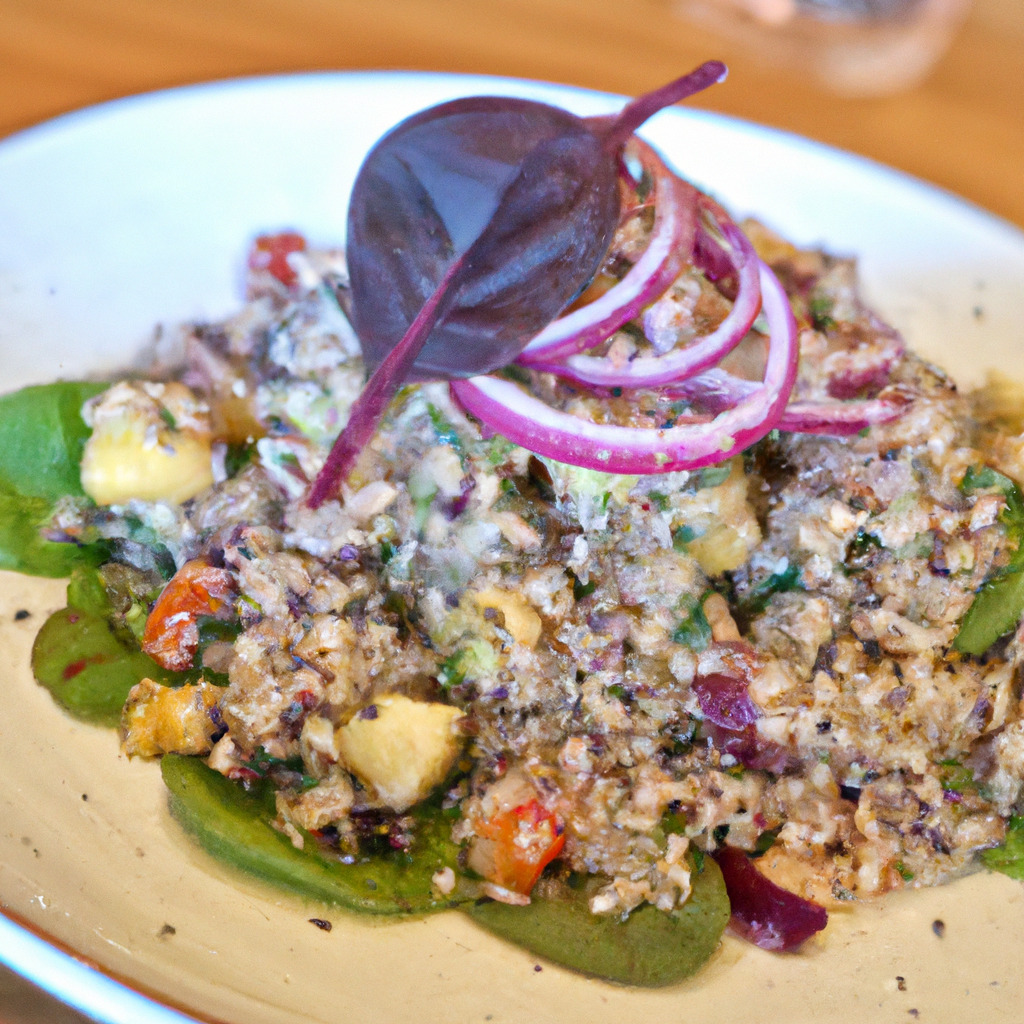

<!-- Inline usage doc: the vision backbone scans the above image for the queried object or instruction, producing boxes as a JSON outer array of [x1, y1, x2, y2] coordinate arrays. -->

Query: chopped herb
[[224, 443, 255, 477], [672, 524, 698, 552], [938, 759, 975, 794], [808, 293, 836, 332], [672, 594, 712, 652], [569, 569, 597, 601], [694, 464, 731, 490], [485, 435, 517, 466], [738, 562, 802, 618], [849, 529, 882, 558], [426, 402, 464, 456], [753, 826, 782, 856]]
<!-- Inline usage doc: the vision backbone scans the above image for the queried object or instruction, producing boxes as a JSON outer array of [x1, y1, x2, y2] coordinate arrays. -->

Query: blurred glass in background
[[673, 0, 972, 94]]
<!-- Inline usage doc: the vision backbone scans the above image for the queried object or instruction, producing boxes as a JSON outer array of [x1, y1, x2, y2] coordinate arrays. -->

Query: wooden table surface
[[2, 0, 1023, 229], [0, 0, 1022, 1021]]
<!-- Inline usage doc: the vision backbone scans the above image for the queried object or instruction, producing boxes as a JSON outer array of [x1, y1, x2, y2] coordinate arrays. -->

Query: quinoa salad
[[11, 71, 1024, 984]]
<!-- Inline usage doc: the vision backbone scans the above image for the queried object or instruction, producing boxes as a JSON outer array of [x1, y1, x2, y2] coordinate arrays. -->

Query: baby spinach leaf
[[0, 381, 108, 576], [466, 860, 729, 986], [161, 754, 469, 914], [0, 491, 102, 577], [31, 567, 172, 725], [161, 756, 729, 983], [954, 465, 1024, 656], [954, 568, 1024, 657], [981, 815, 1024, 880]]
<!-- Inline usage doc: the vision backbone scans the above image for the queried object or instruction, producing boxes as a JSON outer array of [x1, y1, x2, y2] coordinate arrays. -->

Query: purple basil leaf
[[309, 62, 727, 505], [347, 96, 619, 381], [714, 847, 828, 951]]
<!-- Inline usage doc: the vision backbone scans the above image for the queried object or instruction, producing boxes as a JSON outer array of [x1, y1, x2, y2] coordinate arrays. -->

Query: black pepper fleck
[[533, 964, 543, 972], [14, 609, 30, 621], [309, 918, 333, 932], [896, 976, 907, 992], [158, 923, 176, 938], [932, 919, 946, 938]]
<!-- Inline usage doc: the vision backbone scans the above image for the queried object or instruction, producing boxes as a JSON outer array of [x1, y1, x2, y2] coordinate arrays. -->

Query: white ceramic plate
[[2, 72, 1024, 1024]]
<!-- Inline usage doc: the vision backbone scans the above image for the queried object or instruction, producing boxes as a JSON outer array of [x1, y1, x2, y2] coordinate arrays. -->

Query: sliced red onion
[[528, 218, 760, 388], [517, 139, 696, 366], [778, 393, 908, 434], [714, 847, 828, 952], [664, 370, 908, 436], [450, 259, 798, 475]]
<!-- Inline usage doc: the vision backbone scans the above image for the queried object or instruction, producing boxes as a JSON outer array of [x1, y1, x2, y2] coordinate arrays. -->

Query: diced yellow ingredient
[[120, 678, 223, 758], [677, 459, 761, 575], [80, 381, 214, 505], [472, 586, 543, 648], [688, 524, 751, 576], [335, 694, 464, 812]]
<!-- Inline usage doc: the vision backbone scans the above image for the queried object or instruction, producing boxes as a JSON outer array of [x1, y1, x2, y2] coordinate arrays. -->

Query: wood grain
[[0, 1, 1021, 1021], [1, 0, 1022, 226]]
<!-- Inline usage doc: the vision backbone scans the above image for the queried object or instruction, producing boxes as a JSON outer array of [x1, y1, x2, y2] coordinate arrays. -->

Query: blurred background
[[1, 0, 1022, 227], [0, 0, 1022, 1020]]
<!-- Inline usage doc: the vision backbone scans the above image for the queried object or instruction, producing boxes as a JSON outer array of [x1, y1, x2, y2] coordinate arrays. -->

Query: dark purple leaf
[[309, 62, 727, 505], [348, 97, 619, 381], [713, 847, 828, 951]]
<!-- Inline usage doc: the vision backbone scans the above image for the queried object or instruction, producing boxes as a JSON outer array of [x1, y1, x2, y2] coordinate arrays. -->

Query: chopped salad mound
[[17, 216, 1024, 980], [10, 72, 1024, 985]]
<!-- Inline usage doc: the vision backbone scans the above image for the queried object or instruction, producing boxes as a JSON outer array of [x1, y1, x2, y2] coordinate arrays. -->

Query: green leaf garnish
[[161, 755, 469, 914], [982, 815, 1024, 880], [0, 381, 109, 576], [30, 566, 174, 725], [738, 562, 803, 619], [467, 859, 729, 986], [954, 465, 1024, 656]]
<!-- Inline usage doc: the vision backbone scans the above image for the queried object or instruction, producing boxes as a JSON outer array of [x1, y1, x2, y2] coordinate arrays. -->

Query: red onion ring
[[517, 139, 696, 366], [662, 369, 908, 435], [450, 259, 798, 474], [527, 219, 761, 388]]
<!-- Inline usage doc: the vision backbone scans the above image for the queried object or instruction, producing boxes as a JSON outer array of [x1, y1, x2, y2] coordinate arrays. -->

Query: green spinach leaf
[[982, 815, 1024, 880], [31, 567, 172, 725], [954, 465, 1024, 656], [161, 754, 470, 914], [160, 754, 729, 984], [467, 861, 729, 986], [0, 381, 108, 576]]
